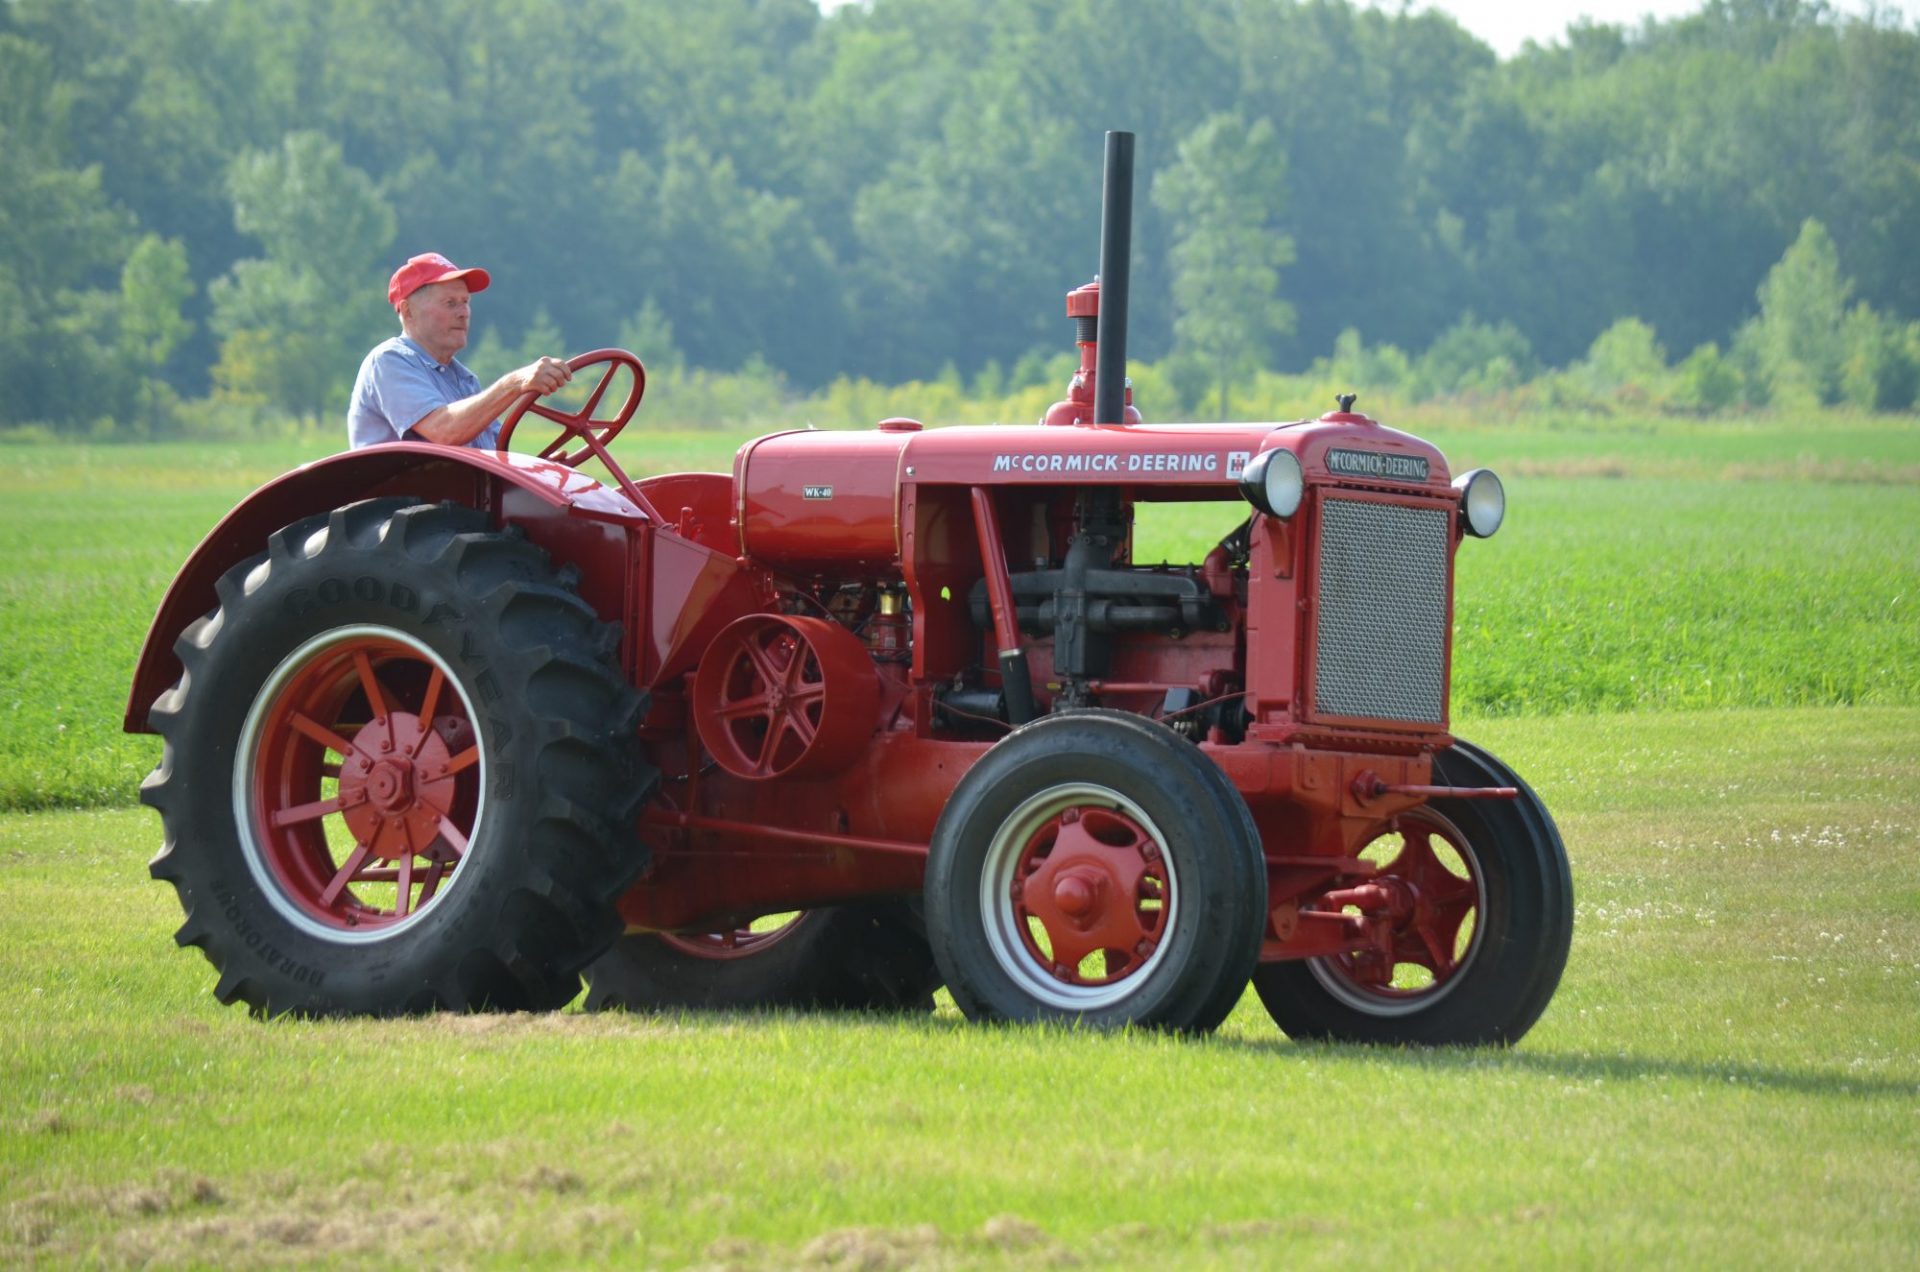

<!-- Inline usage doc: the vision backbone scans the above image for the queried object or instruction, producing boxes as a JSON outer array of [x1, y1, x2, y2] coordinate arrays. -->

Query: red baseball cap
[[388, 252, 491, 309]]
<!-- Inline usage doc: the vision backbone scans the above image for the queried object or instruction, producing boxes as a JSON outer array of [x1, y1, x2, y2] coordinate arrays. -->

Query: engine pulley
[[692, 614, 881, 781]]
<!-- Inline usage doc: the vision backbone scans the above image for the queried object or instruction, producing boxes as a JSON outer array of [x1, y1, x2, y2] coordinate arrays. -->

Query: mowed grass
[[3, 416, 1917, 811], [2, 705, 1916, 1267]]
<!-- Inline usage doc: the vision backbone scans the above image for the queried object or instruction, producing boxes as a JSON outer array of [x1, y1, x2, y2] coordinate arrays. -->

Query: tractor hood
[[733, 410, 1452, 570]]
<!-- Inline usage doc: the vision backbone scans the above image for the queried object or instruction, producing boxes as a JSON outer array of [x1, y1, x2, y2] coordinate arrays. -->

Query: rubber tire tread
[[142, 498, 656, 1017], [925, 709, 1267, 1033], [1250, 738, 1574, 1046], [582, 900, 943, 1013]]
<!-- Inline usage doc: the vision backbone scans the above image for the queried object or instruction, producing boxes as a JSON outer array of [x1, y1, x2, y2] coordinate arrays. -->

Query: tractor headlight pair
[[1238, 448, 1304, 519], [1453, 468, 1505, 538]]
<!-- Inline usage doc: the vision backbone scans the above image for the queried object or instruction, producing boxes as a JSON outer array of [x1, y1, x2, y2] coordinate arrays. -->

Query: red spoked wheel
[[655, 913, 807, 960], [1305, 808, 1483, 1013], [988, 789, 1175, 1007], [691, 614, 879, 781], [926, 711, 1268, 1031], [1250, 739, 1573, 1046], [237, 626, 483, 938], [582, 903, 943, 1012], [496, 348, 645, 468]]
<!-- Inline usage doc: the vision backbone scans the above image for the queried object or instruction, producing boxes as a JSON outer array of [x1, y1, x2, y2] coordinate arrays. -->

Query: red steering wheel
[[497, 348, 647, 468]]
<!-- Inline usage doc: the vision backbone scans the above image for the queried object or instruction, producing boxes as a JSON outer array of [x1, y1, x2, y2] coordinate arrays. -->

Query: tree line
[[2, 0, 1916, 434]]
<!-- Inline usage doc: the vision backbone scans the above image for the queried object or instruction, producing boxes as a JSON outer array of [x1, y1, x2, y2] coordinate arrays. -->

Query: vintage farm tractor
[[126, 134, 1571, 1044]]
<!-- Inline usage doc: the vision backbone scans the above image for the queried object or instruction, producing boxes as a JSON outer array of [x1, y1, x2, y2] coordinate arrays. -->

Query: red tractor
[[126, 135, 1571, 1044]]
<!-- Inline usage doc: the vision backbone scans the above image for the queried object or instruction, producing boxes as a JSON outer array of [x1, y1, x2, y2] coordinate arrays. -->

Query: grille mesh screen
[[1313, 499, 1449, 724]]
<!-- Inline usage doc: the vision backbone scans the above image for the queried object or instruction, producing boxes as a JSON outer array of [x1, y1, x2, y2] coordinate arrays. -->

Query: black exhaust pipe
[[1092, 130, 1133, 427]]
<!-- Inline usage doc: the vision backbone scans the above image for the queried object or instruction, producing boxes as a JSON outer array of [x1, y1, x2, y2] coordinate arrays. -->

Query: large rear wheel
[[925, 711, 1266, 1032], [1252, 740, 1572, 1046], [142, 499, 655, 1016]]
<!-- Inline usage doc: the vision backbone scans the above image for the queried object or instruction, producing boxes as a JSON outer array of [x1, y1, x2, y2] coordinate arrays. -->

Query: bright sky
[[815, 1, 1898, 59], [1365, 0, 1890, 57]]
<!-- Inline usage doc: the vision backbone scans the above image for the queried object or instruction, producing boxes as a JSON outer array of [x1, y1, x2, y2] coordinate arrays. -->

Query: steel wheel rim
[[1307, 807, 1485, 1016], [979, 782, 1180, 1011], [233, 626, 487, 944], [656, 912, 809, 960]]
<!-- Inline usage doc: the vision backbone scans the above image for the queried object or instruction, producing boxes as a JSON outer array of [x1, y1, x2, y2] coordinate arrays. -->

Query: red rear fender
[[123, 444, 651, 734]]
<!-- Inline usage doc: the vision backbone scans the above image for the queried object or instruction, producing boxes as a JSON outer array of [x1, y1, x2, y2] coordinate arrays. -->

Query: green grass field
[[4, 707, 1915, 1266], [2, 414, 1917, 1266]]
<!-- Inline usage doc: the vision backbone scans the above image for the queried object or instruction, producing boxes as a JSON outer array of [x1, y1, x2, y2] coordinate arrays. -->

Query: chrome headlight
[[1453, 468, 1505, 538], [1240, 448, 1304, 519]]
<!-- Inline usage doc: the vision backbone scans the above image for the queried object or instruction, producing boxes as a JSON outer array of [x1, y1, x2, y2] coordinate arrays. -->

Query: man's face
[[403, 280, 472, 359]]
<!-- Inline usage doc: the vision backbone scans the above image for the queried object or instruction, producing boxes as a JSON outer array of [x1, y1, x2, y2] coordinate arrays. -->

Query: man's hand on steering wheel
[[513, 356, 573, 397]]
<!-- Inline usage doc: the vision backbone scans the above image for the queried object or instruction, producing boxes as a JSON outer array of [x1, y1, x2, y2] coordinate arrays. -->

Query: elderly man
[[347, 252, 572, 450]]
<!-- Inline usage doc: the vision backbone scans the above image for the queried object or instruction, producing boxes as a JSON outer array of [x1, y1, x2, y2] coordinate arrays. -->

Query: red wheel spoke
[[319, 844, 373, 907], [781, 706, 817, 749], [417, 859, 449, 906], [434, 815, 469, 858], [409, 669, 445, 756], [1410, 920, 1455, 977], [270, 792, 363, 828], [743, 640, 787, 693], [442, 745, 480, 778], [352, 651, 388, 718], [289, 712, 358, 757], [717, 692, 773, 721], [756, 714, 790, 771], [1034, 916, 1098, 977], [1426, 873, 1476, 910], [580, 364, 616, 418], [394, 854, 414, 918], [320, 763, 342, 780]]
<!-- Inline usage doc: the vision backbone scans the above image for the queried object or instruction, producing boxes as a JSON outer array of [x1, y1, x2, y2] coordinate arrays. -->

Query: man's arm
[[410, 356, 574, 446]]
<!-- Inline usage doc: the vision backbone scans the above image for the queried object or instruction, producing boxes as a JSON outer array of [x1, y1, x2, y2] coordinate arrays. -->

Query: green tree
[[0, 32, 131, 427], [1412, 315, 1536, 399], [1153, 114, 1295, 420], [208, 131, 396, 424], [119, 234, 193, 432], [1839, 304, 1920, 411], [1752, 218, 1853, 407], [1672, 342, 1743, 414]]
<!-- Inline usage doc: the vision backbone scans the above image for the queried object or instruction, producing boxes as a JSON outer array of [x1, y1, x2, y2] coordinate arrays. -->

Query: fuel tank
[[734, 424, 917, 570]]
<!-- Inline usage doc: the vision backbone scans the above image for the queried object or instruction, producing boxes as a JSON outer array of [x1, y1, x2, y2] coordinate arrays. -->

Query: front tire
[[141, 499, 656, 1017], [925, 711, 1267, 1032], [1252, 740, 1573, 1046]]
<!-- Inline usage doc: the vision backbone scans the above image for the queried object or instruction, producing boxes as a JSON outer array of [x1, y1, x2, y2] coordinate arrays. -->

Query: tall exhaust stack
[[1091, 131, 1133, 427]]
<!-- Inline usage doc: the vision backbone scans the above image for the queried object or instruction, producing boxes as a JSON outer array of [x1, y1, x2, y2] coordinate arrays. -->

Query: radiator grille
[[1312, 498, 1450, 724]]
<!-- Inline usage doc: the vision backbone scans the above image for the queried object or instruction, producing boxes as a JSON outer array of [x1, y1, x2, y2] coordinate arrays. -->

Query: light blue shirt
[[346, 335, 499, 450]]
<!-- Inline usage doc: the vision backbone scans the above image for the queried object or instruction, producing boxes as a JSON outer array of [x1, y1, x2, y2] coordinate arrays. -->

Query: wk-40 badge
[[1324, 448, 1430, 483]]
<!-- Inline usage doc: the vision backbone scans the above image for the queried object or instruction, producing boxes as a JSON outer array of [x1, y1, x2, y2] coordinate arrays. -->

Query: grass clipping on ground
[[3, 707, 1917, 1267]]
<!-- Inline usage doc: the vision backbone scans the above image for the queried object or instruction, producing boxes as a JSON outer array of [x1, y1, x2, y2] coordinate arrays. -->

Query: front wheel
[[925, 711, 1267, 1032], [1252, 740, 1573, 1046]]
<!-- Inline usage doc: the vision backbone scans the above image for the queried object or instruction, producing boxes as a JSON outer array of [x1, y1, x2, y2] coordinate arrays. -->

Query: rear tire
[[925, 710, 1266, 1032], [583, 901, 942, 1012], [1252, 740, 1572, 1046], [142, 499, 655, 1017]]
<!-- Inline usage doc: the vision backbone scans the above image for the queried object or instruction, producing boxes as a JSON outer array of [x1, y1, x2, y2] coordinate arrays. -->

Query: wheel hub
[[1050, 869, 1104, 921], [1011, 805, 1169, 986], [337, 713, 457, 861]]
